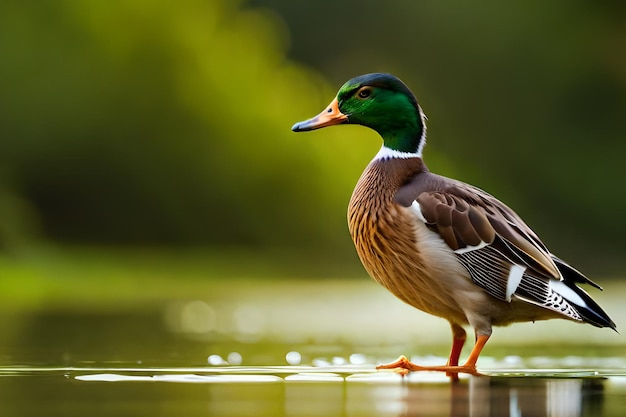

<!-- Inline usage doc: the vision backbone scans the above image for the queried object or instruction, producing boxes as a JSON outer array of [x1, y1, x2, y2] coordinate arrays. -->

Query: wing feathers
[[402, 175, 614, 328], [552, 255, 603, 290], [456, 244, 512, 301], [451, 207, 483, 246], [468, 208, 495, 244], [416, 185, 559, 279]]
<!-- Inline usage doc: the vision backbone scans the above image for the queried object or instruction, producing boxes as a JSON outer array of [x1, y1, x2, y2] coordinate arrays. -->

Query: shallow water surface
[[1, 278, 624, 416], [1, 365, 626, 417]]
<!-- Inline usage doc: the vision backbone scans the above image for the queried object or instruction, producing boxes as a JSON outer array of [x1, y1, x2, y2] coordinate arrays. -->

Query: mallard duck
[[292, 73, 616, 378]]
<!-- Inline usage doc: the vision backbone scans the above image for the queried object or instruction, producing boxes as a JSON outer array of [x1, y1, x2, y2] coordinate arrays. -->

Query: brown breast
[[347, 157, 471, 323]]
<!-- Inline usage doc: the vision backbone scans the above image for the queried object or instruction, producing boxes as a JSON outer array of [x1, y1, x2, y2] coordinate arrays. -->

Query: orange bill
[[291, 98, 348, 132]]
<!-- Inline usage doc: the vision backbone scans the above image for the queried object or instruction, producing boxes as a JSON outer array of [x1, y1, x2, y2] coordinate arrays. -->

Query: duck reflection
[[344, 375, 604, 417], [463, 377, 603, 417]]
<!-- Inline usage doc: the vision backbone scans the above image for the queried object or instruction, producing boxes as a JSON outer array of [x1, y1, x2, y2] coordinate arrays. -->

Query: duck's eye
[[357, 87, 372, 99]]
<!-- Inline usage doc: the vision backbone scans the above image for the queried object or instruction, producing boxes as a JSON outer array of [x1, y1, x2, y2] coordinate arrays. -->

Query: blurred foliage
[[0, 0, 624, 276], [251, 0, 626, 274], [0, 0, 383, 260]]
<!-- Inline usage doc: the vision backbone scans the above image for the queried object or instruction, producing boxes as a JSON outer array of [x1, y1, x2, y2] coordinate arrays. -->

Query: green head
[[292, 73, 426, 155]]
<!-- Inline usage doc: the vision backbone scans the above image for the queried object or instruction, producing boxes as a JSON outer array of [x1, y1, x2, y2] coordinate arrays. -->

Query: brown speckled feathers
[[349, 157, 473, 324], [349, 156, 613, 329]]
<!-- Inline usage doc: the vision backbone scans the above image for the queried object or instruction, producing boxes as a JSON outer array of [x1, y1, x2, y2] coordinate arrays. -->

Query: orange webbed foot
[[377, 334, 489, 379], [376, 355, 482, 379]]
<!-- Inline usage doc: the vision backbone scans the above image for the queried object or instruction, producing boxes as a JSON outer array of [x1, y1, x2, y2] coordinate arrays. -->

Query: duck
[[292, 73, 616, 378]]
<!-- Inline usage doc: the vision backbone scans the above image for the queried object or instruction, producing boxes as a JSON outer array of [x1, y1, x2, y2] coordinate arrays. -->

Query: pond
[[0, 367, 626, 417], [3, 364, 626, 416], [1, 278, 624, 416]]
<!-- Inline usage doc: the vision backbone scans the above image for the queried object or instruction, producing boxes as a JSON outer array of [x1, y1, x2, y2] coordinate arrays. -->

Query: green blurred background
[[0, 0, 625, 310]]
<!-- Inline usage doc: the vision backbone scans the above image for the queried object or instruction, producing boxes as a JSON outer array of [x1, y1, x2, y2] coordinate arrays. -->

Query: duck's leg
[[459, 333, 489, 370], [446, 323, 467, 381], [447, 323, 467, 367], [376, 332, 489, 378]]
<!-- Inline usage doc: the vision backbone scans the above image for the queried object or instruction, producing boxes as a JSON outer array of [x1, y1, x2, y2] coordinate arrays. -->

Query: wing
[[414, 181, 560, 280], [393, 170, 614, 328], [398, 175, 614, 326]]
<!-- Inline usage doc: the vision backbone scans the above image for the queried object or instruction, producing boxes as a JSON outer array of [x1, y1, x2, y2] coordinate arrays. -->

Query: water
[[1, 278, 624, 416], [2, 365, 626, 416]]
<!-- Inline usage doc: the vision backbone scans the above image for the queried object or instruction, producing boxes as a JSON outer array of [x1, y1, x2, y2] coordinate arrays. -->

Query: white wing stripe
[[505, 264, 526, 302], [454, 241, 489, 254], [549, 279, 588, 308]]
